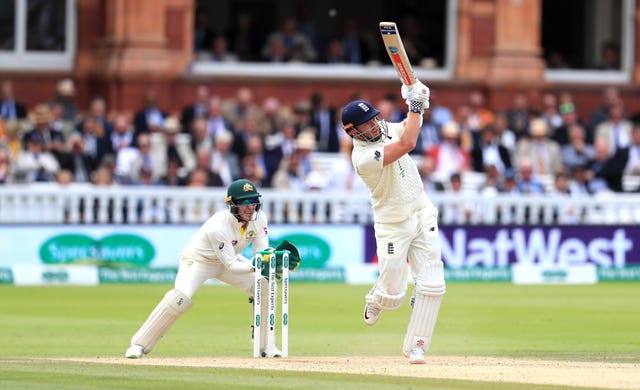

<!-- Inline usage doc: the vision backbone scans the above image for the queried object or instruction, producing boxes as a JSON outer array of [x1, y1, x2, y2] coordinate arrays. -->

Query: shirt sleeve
[[207, 228, 253, 274]]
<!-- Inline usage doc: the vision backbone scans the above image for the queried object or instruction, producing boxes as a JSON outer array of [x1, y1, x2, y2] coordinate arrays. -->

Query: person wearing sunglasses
[[125, 179, 301, 359]]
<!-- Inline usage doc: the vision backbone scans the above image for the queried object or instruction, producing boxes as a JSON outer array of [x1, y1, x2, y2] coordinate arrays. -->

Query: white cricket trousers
[[374, 206, 441, 297], [174, 258, 255, 299]]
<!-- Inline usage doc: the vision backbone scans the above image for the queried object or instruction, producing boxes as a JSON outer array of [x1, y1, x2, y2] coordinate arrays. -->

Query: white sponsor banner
[[512, 263, 598, 285], [12, 265, 99, 286], [0, 225, 363, 269]]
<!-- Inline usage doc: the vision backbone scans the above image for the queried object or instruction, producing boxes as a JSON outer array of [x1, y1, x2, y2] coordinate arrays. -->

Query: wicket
[[253, 250, 289, 358]]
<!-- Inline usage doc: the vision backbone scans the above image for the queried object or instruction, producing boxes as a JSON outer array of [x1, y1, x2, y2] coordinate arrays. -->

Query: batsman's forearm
[[399, 112, 422, 148]]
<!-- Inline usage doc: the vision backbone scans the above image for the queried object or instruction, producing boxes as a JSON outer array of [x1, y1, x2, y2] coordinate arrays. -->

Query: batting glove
[[401, 80, 430, 113]]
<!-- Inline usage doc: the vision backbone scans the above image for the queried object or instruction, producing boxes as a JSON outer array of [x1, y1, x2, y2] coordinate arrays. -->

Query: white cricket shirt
[[352, 121, 432, 223], [179, 209, 269, 271]]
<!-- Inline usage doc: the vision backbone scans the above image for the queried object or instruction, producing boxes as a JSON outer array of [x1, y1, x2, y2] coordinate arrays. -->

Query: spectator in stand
[[595, 100, 633, 157], [454, 104, 474, 151], [548, 170, 581, 224], [13, 132, 60, 183], [310, 92, 340, 153], [261, 18, 317, 63], [428, 92, 453, 128], [426, 121, 471, 180], [189, 117, 213, 153], [399, 14, 429, 64], [52, 78, 79, 122], [264, 121, 297, 182], [193, 6, 214, 54], [414, 107, 440, 155], [204, 96, 234, 142], [221, 87, 261, 132], [539, 92, 563, 131], [57, 134, 95, 183], [514, 118, 563, 177], [271, 148, 306, 192], [0, 80, 27, 121], [180, 85, 210, 134], [151, 116, 196, 179], [133, 90, 165, 144], [205, 34, 239, 63], [232, 115, 262, 161], [49, 101, 76, 140], [228, 13, 262, 62], [292, 100, 313, 134], [589, 86, 620, 129], [506, 92, 531, 140], [568, 165, 591, 196], [340, 17, 373, 64], [561, 124, 595, 174], [597, 41, 620, 70], [470, 124, 512, 175], [24, 103, 66, 157], [240, 134, 269, 187], [210, 130, 242, 186], [324, 38, 346, 63], [111, 113, 135, 154], [76, 114, 114, 169], [156, 156, 188, 187], [515, 158, 545, 195], [128, 133, 164, 184], [82, 96, 114, 141], [624, 124, 640, 175], [552, 102, 588, 146], [2, 120, 22, 164], [585, 138, 627, 193], [441, 172, 473, 224], [0, 148, 12, 184], [192, 148, 224, 187], [418, 155, 445, 193], [493, 111, 517, 157], [257, 96, 292, 136], [296, 129, 328, 191], [466, 90, 494, 149]]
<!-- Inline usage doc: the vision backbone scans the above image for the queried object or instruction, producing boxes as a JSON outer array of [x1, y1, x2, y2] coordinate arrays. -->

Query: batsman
[[124, 179, 301, 359], [341, 80, 445, 364]]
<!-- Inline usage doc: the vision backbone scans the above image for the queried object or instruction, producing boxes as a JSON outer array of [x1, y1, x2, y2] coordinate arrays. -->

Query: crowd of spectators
[[193, 11, 439, 67], [1, 78, 640, 215]]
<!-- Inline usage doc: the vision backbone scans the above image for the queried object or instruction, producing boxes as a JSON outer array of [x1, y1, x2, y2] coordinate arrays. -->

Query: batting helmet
[[341, 100, 380, 129]]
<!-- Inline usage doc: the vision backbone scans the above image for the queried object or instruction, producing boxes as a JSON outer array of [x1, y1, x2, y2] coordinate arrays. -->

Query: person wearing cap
[[340, 80, 444, 364], [124, 179, 302, 359], [514, 118, 563, 177], [53, 78, 79, 122]]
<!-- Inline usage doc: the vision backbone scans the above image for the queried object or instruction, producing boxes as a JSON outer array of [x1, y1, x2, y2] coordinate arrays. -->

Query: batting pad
[[402, 260, 445, 355], [131, 289, 193, 354], [366, 286, 405, 311]]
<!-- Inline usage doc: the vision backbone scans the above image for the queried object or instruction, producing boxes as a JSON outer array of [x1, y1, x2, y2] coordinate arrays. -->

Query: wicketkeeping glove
[[253, 248, 283, 281], [275, 240, 302, 271]]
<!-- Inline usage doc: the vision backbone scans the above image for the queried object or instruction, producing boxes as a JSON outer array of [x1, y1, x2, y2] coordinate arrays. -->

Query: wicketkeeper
[[125, 179, 301, 358], [341, 80, 446, 364]]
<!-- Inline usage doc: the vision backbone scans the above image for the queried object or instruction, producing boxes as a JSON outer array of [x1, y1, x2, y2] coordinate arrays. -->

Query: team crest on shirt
[[247, 231, 256, 239], [374, 151, 381, 161]]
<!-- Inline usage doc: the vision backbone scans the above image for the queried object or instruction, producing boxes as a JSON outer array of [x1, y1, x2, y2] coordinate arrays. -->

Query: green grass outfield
[[1, 283, 639, 389]]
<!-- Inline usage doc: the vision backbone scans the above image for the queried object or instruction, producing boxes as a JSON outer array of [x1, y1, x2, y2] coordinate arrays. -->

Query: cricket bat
[[379, 21, 417, 86]]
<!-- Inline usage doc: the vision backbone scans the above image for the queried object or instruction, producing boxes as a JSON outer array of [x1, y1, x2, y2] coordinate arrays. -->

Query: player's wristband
[[409, 100, 424, 113]]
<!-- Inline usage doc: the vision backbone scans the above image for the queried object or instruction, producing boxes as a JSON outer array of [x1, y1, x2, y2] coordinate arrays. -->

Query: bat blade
[[379, 21, 416, 86]]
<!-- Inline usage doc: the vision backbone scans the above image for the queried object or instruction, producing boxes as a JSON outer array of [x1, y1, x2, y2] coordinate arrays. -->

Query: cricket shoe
[[363, 303, 381, 326], [125, 344, 144, 359], [261, 346, 282, 358], [407, 347, 426, 364]]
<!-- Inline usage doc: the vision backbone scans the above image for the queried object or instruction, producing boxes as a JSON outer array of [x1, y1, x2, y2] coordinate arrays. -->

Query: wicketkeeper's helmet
[[225, 179, 262, 221]]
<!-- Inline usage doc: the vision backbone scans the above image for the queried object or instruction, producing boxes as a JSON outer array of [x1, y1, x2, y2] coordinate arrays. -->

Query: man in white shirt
[[341, 80, 445, 364], [125, 179, 301, 359]]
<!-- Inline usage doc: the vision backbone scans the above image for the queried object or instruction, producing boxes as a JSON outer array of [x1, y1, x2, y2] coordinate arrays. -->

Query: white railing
[[1, 184, 640, 225]]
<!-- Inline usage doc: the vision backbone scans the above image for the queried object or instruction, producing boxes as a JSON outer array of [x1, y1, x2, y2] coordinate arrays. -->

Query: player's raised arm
[[383, 81, 430, 165]]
